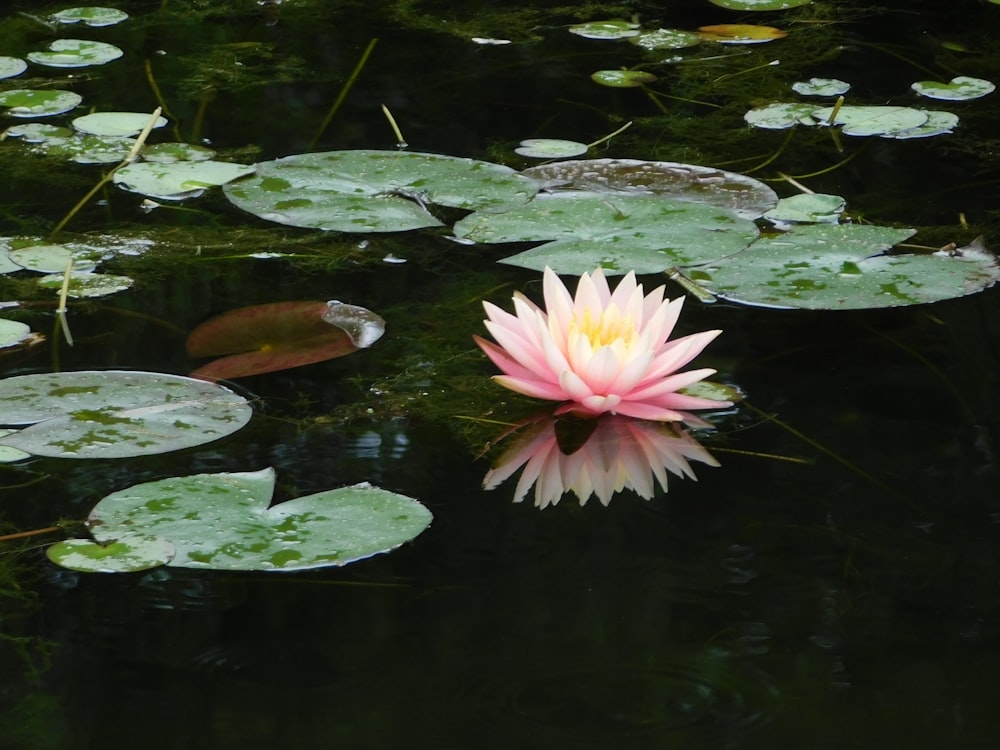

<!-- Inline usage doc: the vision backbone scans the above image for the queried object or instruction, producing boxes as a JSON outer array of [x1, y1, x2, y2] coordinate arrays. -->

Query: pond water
[[2, 1, 1000, 748]]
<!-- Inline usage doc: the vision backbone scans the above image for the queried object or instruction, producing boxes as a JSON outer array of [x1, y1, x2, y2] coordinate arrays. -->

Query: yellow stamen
[[570, 306, 637, 349]]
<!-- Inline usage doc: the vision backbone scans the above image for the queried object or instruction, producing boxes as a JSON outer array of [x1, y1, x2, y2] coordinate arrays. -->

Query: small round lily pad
[[47, 535, 175, 573], [72, 111, 168, 137], [28, 39, 124, 68], [568, 20, 641, 40], [51, 7, 130, 27], [792, 77, 851, 97], [0, 89, 83, 117], [591, 69, 657, 88], [911, 76, 995, 101], [515, 138, 589, 158], [37, 271, 134, 298], [0, 56, 27, 80]]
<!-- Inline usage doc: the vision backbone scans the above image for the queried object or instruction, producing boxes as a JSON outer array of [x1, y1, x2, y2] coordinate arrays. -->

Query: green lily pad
[[521, 158, 779, 219], [187, 300, 386, 381], [684, 226, 1000, 309], [224, 150, 539, 233], [72, 111, 168, 137], [568, 20, 641, 40], [39, 133, 137, 164], [884, 110, 959, 140], [744, 102, 821, 129], [698, 24, 787, 44], [0, 56, 27, 80], [763, 193, 846, 225], [3, 122, 75, 142], [113, 161, 256, 200], [142, 142, 215, 163], [86, 468, 433, 571], [591, 69, 657, 88], [0, 318, 32, 349], [36, 270, 134, 298], [514, 138, 588, 158], [27, 38, 123, 68], [708, 0, 811, 8], [9, 244, 99, 273], [0, 89, 83, 117], [51, 6, 130, 27], [911, 76, 995, 101], [813, 105, 928, 136], [454, 192, 759, 275], [0, 429, 31, 463], [47, 535, 174, 573], [0, 370, 252, 458], [792, 77, 851, 96], [629, 28, 702, 51]]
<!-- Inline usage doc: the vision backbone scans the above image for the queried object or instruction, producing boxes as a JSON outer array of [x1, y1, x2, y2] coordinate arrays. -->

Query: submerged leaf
[[86, 468, 433, 571]]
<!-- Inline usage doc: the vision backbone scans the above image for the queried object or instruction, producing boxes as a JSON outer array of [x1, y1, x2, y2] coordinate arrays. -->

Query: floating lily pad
[[0, 318, 32, 349], [792, 77, 851, 96], [883, 110, 959, 140], [813, 105, 928, 136], [86, 468, 433, 571], [515, 138, 588, 158], [27, 38, 123, 68], [224, 150, 539, 233], [591, 69, 657, 88], [744, 102, 821, 129], [911, 76, 995, 101], [521, 158, 779, 219], [187, 300, 386, 381], [763, 193, 846, 225], [698, 24, 787, 44], [51, 6, 130, 27], [0, 89, 82, 117], [9, 244, 99, 273], [47, 535, 174, 573], [72, 111, 168, 137], [113, 161, 256, 200], [0, 370, 252, 458], [0, 56, 27, 80], [3, 122, 75, 142], [683, 226, 1000, 309], [629, 28, 702, 51], [36, 270, 134, 298], [568, 20, 640, 40], [40, 133, 137, 164], [709, 0, 810, 8], [0, 429, 31, 463], [142, 142, 215, 163], [455, 192, 759, 275]]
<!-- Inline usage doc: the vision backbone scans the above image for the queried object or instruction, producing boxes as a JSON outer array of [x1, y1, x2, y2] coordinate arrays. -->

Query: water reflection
[[483, 412, 720, 508]]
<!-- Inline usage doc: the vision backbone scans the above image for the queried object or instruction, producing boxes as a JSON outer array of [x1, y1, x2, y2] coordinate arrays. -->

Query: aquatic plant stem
[[48, 107, 163, 240], [0, 526, 62, 544], [381, 104, 407, 148], [586, 121, 632, 149], [310, 37, 378, 149], [143, 58, 182, 141], [55, 254, 74, 347]]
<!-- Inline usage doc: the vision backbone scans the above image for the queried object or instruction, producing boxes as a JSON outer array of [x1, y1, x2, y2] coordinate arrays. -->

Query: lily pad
[[47, 535, 175, 573], [39, 133, 137, 164], [3, 122, 75, 142], [515, 138, 589, 158], [629, 28, 702, 51], [113, 161, 256, 200], [813, 105, 928, 136], [763, 193, 846, 225], [698, 24, 787, 44], [36, 270, 134, 298], [568, 20, 641, 40], [142, 142, 215, 163], [591, 69, 657, 88], [0, 56, 27, 80], [744, 102, 821, 129], [27, 38, 123, 68], [50, 7, 130, 27], [0, 318, 32, 349], [224, 150, 539, 233], [911, 76, 995, 101], [72, 111, 168, 137], [0, 370, 252, 458], [454, 192, 759, 275], [522, 158, 779, 219], [0, 89, 82, 117], [187, 300, 386, 381], [86, 468, 433, 571], [884, 110, 959, 140], [792, 77, 851, 96], [709, 0, 811, 8], [683, 226, 1000, 309], [0, 429, 31, 463], [9, 244, 99, 273]]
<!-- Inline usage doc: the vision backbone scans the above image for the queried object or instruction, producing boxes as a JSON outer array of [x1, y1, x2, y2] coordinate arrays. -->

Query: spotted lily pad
[[0, 318, 32, 349], [0, 56, 27, 80], [911, 76, 995, 101], [792, 77, 851, 96], [72, 111, 168, 137], [568, 20, 640, 40], [813, 105, 928, 136], [744, 102, 822, 129], [113, 161, 256, 200], [86, 468, 433, 571], [709, 0, 811, 8], [515, 138, 588, 158], [142, 142, 215, 163], [50, 6, 130, 27], [9, 244, 99, 272], [47, 535, 174, 573], [224, 150, 539, 233], [683, 227, 1000, 309], [763, 193, 846, 225], [40, 133, 137, 164], [0, 370, 252, 458], [27, 38, 124, 68], [629, 28, 702, 51], [884, 110, 959, 140], [36, 270, 134, 298], [591, 69, 657, 87], [0, 89, 82, 117], [3, 122, 75, 142], [454, 192, 759, 275]]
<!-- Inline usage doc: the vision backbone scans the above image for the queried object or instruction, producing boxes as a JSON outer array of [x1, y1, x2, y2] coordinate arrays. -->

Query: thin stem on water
[[310, 37, 378, 148]]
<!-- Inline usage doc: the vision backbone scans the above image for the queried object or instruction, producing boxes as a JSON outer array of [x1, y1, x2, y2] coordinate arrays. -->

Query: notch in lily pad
[[75, 467, 433, 571], [187, 300, 386, 381]]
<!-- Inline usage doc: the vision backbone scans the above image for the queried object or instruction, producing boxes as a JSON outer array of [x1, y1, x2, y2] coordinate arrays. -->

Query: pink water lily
[[474, 267, 730, 422]]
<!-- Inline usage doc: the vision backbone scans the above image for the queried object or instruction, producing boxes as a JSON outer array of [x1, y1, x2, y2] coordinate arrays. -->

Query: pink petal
[[625, 367, 717, 402]]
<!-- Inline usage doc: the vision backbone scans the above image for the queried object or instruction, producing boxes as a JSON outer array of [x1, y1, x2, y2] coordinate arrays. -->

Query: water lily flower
[[483, 413, 720, 508], [474, 267, 730, 422]]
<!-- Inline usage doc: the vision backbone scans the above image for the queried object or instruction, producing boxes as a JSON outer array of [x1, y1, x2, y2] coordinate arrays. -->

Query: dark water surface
[[2, 1, 1000, 748]]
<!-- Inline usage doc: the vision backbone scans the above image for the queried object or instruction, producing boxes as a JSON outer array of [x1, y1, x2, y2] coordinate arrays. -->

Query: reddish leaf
[[187, 300, 385, 381]]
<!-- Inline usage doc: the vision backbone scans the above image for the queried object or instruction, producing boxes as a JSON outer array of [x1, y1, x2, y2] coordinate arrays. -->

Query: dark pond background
[[2, 1, 1000, 748]]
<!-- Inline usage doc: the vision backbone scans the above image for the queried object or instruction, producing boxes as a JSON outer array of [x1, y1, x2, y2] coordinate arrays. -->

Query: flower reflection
[[483, 413, 720, 509], [474, 266, 730, 421]]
